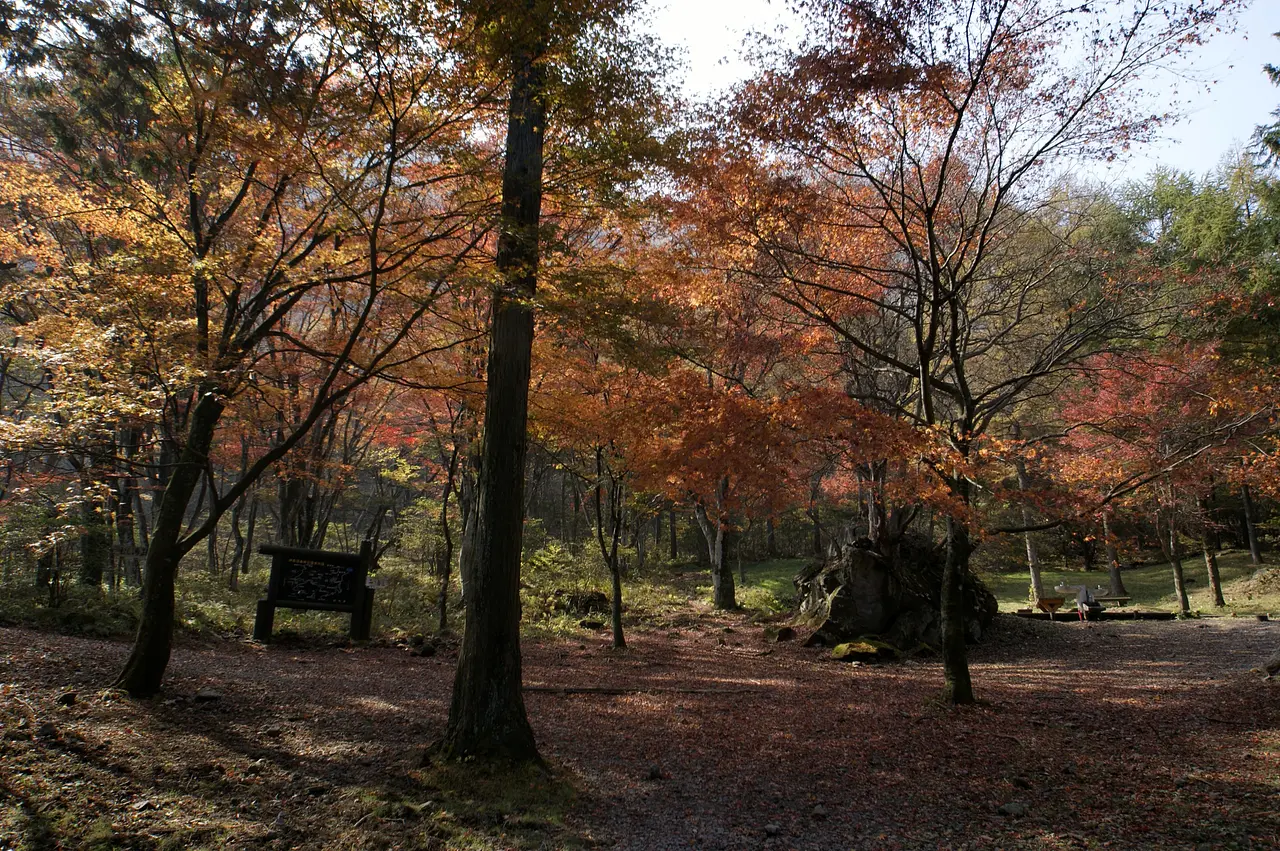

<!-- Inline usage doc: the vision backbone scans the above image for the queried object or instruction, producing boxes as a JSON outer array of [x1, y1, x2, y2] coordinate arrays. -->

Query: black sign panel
[[277, 556, 357, 607], [255, 543, 375, 642]]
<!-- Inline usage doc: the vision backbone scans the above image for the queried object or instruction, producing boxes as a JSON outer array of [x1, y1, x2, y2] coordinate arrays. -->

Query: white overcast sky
[[643, 0, 1280, 181]]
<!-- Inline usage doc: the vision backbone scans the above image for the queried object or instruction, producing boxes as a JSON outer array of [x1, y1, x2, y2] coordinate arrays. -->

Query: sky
[[645, 0, 1280, 181]]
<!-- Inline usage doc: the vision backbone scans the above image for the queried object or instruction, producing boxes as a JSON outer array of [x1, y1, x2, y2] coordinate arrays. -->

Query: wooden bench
[[1094, 595, 1131, 608]]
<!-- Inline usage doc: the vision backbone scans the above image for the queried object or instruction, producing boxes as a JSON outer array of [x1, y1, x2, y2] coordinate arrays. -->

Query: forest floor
[[1, 612, 1279, 851]]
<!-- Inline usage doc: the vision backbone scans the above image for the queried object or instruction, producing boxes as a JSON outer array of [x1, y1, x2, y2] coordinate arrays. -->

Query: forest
[[1, 0, 1278, 849]]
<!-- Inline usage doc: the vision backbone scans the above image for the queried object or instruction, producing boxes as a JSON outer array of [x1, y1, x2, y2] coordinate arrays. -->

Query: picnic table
[[1036, 597, 1066, 619]]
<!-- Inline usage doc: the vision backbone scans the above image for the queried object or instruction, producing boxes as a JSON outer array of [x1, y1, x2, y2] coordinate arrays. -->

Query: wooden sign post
[[253, 540, 376, 642]]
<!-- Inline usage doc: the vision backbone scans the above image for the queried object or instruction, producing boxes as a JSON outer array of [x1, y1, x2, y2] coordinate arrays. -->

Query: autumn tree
[[0, 0, 495, 695], [710, 0, 1243, 703], [1052, 343, 1272, 612], [437, 0, 674, 761]]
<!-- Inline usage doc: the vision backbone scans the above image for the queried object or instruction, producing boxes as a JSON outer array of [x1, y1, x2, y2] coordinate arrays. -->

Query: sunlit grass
[[980, 549, 1279, 616], [356, 759, 586, 850]]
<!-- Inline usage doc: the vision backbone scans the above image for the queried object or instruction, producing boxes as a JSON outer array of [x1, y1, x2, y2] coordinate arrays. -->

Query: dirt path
[[2, 616, 1278, 850]]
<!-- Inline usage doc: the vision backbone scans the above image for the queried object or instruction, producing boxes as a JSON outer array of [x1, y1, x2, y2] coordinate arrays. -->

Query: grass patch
[[740, 558, 807, 600], [0, 584, 141, 639], [357, 758, 585, 850], [980, 549, 1279, 615], [683, 558, 808, 617]]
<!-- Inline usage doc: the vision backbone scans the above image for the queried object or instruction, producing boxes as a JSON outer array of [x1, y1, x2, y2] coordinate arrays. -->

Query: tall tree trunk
[[236, 493, 258, 591], [228, 443, 249, 594], [635, 515, 646, 571], [79, 467, 109, 587], [115, 392, 225, 696], [1157, 507, 1191, 616], [439, 28, 545, 762], [229, 497, 245, 592], [205, 486, 219, 577], [766, 517, 778, 558], [438, 446, 458, 634], [808, 475, 824, 556], [569, 484, 581, 544], [693, 476, 735, 610], [668, 508, 677, 560], [1242, 484, 1262, 565], [456, 455, 478, 602], [1102, 509, 1127, 597], [558, 475, 568, 542], [737, 524, 746, 586], [593, 453, 626, 650], [941, 477, 975, 706], [133, 486, 150, 557], [114, 445, 138, 589], [1014, 454, 1043, 603], [1199, 497, 1224, 607]]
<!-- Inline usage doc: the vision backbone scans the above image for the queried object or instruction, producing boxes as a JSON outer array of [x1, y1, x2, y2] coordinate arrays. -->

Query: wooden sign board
[[253, 541, 376, 642]]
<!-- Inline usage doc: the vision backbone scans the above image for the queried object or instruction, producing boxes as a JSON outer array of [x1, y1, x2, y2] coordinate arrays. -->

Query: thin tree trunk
[[206, 497, 218, 577], [79, 468, 109, 587], [1014, 454, 1043, 603], [941, 501, 975, 706], [227, 439, 252, 590], [238, 493, 258, 590], [440, 27, 545, 762], [1199, 497, 1225, 607], [133, 486, 150, 557], [114, 446, 138, 589], [635, 515, 647, 570], [668, 508, 677, 560], [1242, 484, 1262, 565], [229, 498, 245, 586], [1158, 507, 1191, 616], [438, 446, 459, 634], [115, 392, 225, 696], [570, 484, 581, 545], [559, 475, 567, 543], [593, 448, 626, 649], [737, 525, 745, 586]]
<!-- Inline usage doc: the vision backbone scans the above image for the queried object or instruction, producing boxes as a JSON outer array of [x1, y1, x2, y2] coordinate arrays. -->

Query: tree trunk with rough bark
[[941, 478, 975, 706], [1199, 497, 1225, 607], [693, 476, 735, 610], [593, 448, 626, 650], [438, 447, 458, 634], [1102, 509, 1128, 597], [438, 28, 545, 763], [115, 392, 225, 696], [1157, 508, 1191, 616], [1242, 485, 1262, 565]]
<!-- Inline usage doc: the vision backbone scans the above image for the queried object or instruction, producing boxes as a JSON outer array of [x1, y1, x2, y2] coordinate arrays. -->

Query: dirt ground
[[1, 614, 1278, 850]]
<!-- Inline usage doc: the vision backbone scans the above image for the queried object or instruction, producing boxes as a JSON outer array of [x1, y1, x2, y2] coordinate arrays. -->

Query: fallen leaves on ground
[[1, 614, 1277, 850]]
